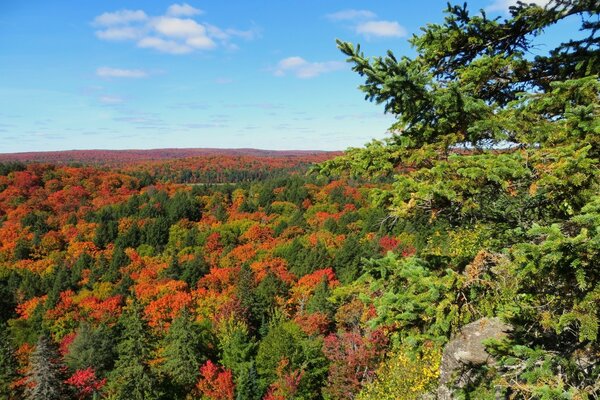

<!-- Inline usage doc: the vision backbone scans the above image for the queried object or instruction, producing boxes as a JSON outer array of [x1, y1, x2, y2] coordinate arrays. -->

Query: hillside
[[0, 148, 340, 165]]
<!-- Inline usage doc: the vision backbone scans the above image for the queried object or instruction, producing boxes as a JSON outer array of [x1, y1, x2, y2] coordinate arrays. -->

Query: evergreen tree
[[236, 263, 258, 329], [217, 319, 260, 399], [180, 254, 210, 288], [106, 301, 161, 400], [306, 277, 334, 318], [256, 317, 328, 399], [65, 323, 116, 377], [332, 234, 376, 284], [160, 308, 206, 396], [25, 335, 69, 400], [317, 0, 600, 396], [0, 324, 20, 399], [254, 273, 289, 331]]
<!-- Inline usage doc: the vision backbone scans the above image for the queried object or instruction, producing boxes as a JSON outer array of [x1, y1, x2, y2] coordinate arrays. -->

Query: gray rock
[[437, 317, 512, 400]]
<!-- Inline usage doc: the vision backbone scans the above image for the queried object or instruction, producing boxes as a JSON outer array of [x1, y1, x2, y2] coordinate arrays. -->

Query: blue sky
[[0, 0, 568, 152]]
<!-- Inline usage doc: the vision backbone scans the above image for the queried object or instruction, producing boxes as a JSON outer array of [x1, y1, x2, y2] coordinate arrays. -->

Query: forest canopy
[[0, 1, 598, 399]]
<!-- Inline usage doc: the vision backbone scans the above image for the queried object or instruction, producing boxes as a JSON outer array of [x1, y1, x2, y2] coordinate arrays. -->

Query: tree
[[256, 317, 328, 399], [65, 323, 116, 378], [65, 368, 106, 400], [0, 324, 20, 399], [25, 334, 69, 400], [317, 0, 599, 396], [196, 360, 235, 400], [216, 318, 259, 399], [105, 301, 161, 400], [159, 308, 206, 395]]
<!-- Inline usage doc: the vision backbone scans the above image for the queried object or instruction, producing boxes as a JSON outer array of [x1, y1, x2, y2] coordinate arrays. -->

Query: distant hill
[[0, 148, 340, 164]]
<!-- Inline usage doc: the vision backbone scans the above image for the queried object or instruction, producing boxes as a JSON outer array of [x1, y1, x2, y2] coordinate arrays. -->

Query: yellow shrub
[[357, 344, 440, 400]]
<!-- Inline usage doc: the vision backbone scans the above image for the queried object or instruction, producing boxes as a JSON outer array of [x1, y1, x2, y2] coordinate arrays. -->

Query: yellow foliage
[[357, 344, 441, 400]]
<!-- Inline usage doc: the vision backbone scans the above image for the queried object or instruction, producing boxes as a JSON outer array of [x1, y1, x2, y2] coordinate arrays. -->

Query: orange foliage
[[250, 258, 295, 284]]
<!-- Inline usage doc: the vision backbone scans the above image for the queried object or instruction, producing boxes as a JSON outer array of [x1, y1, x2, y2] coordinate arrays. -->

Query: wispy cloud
[[273, 57, 345, 79], [95, 26, 143, 41], [99, 95, 124, 104], [326, 9, 376, 21], [327, 9, 407, 39], [356, 21, 406, 38], [93, 10, 148, 26], [137, 37, 196, 54], [93, 4, 258, 54], [166, 3, 203, 17], [96, 67, 149, 78], [486, 0, 550, 13], [215, 77, 234, 84]]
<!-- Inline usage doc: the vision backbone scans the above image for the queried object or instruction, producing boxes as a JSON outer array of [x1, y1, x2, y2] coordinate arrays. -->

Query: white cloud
[[137, 37, 193, 54], [94, 10, 147, 26], [99, 95, 124, 104], [486, 0, 551, 13], [356, 20, 407, 38], [326, 9, 376, 21], [151, 16, 206, 38], [327, 9, 406, 40], [95, 26, 143, 41], [93, 4, 257, 54], [204, 24, 261, 41], [166, 3, 203, 17], [226, 27, 260, 41], [186, 35, 216, 49], [274, 57, 345, 79], [96, 67, 149, 79]]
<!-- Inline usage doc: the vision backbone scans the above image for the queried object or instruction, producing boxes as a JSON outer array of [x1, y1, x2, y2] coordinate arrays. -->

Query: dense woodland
[[1, 1, 599, 399]]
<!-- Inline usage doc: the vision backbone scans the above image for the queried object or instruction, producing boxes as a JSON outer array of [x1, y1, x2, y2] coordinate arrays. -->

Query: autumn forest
[[1, 1, 599, 399]]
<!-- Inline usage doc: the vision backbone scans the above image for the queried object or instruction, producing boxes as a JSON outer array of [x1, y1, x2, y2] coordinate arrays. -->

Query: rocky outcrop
[[437, 317, 512, 400]]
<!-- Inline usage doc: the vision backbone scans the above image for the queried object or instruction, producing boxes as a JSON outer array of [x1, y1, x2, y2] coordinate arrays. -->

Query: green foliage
[[256, 316, 328, 399], [159, 308, 206, 394], [0, 324, 20, 399], [65, 323, 116, 377], [105, 301, 161, 400], [316, 0, 600, 396], [217, 318, 260, 399], [25, 335, 69, 400]]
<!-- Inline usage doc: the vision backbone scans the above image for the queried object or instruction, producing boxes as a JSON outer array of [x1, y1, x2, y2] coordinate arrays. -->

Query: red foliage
[[241, 224, 274, 243], [322, 329, 388, 399], [79, 295, 123, 322], [59, 332, 76, 356], [263, 358, 303, 400], [16, 296, 46, 319], [251, 258, 295, 285], [379, 235, 400, 253], [196, 360, 235, 400], [294, 312, 330, 336], [65, 368, 106, 399], [296, 268, 338, 290]]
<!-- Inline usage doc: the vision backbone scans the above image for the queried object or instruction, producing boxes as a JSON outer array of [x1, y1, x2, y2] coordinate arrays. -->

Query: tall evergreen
[[106, 301, 161, 400], [159, 308, 205, 396], [0, 324, 20, 399], [25, 334, 69, 400], [65, 322, 116, 377], [317, 0, 600, 396]]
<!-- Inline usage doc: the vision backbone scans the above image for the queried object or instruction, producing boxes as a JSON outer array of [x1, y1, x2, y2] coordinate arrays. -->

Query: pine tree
[[317, 0, 600, 396], [105, 301, 161, 400], [65, 323, 116, 377], [0, 324, 20, 399], [25, 334, 69, 400], [217, 319, 259, 399], [160, 308, 205, 395]]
